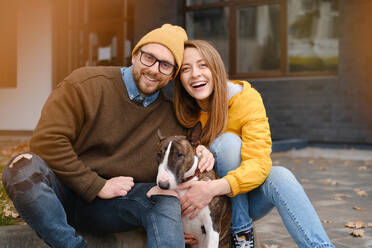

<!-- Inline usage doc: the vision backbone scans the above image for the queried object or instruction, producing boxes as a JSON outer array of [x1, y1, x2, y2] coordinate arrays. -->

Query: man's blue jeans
[[210, 133, 334, 248], [2, 153, 185, 248]]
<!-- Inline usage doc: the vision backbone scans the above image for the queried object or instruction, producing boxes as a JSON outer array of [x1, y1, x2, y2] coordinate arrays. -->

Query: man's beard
[[132, 66, 166, 96]]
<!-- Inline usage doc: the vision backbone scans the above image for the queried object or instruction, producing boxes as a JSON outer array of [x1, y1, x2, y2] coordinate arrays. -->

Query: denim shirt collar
[[121, 66, 159, 107]]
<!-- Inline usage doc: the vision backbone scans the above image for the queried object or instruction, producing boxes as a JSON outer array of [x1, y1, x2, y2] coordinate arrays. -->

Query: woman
[[174, 40, 334, 248]]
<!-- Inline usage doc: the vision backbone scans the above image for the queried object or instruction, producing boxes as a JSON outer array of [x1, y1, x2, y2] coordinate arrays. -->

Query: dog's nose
[[158, 181, 170, 190]]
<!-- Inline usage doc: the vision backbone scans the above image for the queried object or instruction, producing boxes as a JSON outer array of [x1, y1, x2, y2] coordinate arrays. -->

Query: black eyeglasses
[[139, 50, 177, 76]]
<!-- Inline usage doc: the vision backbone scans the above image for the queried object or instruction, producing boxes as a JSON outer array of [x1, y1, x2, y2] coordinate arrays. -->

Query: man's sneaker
[[230, 227, 255, 248]]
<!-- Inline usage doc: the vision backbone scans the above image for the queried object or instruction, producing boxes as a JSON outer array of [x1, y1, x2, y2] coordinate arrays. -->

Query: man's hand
[[196, 145, 215, 172], [98, 176, 134, 199]]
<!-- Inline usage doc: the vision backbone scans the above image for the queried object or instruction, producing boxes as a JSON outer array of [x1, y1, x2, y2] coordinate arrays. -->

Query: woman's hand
[[184, 233, 198, 245], [196, 145, 215, 172], [178, 178, 232, 219], [178, 180, 215, 219]]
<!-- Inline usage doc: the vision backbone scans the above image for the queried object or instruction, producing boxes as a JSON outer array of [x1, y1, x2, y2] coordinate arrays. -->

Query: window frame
[[185, 0, 338, 79]]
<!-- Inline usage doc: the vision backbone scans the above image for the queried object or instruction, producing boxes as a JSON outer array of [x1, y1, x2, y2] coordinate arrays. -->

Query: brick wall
[[250, 0, 372, 144]]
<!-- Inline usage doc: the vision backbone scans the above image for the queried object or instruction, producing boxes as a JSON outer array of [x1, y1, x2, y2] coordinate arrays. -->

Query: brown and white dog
[[156, 123, 231, 248]]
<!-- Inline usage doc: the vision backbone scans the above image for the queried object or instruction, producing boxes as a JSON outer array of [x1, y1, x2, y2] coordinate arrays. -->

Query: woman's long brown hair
[[174, 40, 229, 146]]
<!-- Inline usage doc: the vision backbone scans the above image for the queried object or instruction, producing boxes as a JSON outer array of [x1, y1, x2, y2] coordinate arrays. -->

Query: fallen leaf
[[317, 161, 325, 167], [349, 229, 364, 237], [2, 142, 29, 157], [357, 166, 367, 171], [334, 194, 351, 201], [327, 160, 335, 165], [3, 204, 19, 218], [294, 159, 302, 165], [345, 221, 365, 228], [322, 219, 332, 224], [323, 178, 337, 185], [352, 206, 365, 211], [308, 159, 315, 165], [273, 160, 281, 165], [365, 161, 372, 166], [354, 189, 368, 197]]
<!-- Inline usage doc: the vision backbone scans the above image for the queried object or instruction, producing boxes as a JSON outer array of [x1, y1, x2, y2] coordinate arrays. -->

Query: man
[[2, 24, 211, 248]]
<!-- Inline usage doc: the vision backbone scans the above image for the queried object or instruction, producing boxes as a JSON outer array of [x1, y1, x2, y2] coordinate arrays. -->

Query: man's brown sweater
[[30, 66, 184, 202]]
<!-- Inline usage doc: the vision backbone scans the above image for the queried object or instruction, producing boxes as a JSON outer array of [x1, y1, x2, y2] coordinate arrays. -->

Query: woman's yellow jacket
[[199, 80, 272, 196]]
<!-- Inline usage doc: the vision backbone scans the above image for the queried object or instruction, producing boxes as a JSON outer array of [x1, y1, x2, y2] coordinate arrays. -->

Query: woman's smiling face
[[180, 47, 214, 106]]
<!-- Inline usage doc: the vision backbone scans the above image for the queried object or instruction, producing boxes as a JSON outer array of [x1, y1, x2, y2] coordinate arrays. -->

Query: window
[[185, 0, 339, 78], [0, 0, 17, 87], [68, 0, 133, 69], [186, 7, 229, 71]]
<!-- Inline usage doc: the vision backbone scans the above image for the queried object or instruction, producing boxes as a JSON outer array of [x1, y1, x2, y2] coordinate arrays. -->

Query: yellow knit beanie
[[132, 24, 188, 75]]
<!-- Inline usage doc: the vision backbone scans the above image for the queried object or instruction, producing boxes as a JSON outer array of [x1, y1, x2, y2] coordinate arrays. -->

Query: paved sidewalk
[[256, 146, 372, 248], [1, 136, 371, 247]]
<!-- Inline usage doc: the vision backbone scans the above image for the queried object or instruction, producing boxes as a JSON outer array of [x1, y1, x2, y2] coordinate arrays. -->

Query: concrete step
[[0, 225, 146, 248]]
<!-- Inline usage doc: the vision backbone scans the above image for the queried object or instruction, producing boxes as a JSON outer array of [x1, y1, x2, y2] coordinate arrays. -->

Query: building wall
[[250, 0, 372, 144], [133, 0, 184, 44], [0, 0, 52, 130]]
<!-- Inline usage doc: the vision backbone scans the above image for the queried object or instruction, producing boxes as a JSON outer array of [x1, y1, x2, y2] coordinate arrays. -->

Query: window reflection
[[186, 7, 229, 72], [87, 31, 119, 66], [288, 0, 339, 72], [237, 4, 281, 73]]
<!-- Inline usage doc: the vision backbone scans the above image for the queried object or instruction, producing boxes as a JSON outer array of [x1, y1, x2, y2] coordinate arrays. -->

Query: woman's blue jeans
[[2, 153, 185, 248], [210, 133, 334, 248]]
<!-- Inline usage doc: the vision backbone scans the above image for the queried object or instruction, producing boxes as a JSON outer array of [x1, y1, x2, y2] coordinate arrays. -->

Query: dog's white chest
[[178, 190, 219, 248]]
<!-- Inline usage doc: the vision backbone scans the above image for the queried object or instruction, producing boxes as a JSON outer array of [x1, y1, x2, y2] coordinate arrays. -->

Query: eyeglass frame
[[139, 49, 177, 76]]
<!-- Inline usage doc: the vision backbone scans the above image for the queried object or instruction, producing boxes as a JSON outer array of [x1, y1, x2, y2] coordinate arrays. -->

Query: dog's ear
[[157, 129, 166, 141], [187, 122, 202, 147]]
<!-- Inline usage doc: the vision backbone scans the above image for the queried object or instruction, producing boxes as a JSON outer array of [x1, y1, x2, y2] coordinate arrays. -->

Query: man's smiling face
[[131, 43, 175, 96]]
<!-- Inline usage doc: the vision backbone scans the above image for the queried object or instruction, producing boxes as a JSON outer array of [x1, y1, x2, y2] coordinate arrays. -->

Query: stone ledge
[[0, 225, 146, 248]]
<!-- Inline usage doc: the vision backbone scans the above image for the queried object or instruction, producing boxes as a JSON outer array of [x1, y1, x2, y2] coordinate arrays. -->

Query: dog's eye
[[177, 152, 184, 159], [157, 151, 162, 161]]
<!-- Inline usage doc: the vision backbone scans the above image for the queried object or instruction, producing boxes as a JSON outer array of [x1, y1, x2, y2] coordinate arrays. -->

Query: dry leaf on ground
[[334, 194, 351, 201], [354, 188, 368, 197], [294, 159, 302, 165], [345, 221, 365, 229], [349, 229, 364, 237], [322, 219, 332, 224], [3, 204, 19, 218], [357, 166, 367, 171], [1, 142, 29, 157], [352, 206, 365, 211], [323, 178, 337, 185], [273, 160, 281, 165]]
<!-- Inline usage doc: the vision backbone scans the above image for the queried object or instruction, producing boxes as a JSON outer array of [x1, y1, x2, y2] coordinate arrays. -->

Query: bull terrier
[[155, 123, 231, 248]]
